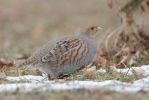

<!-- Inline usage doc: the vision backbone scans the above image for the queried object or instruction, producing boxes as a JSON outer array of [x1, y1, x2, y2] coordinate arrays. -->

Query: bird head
[[81, 25, 102, 36]]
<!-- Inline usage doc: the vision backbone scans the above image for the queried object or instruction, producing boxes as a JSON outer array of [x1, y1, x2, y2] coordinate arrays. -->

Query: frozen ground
[[1, 65, 149, 93]]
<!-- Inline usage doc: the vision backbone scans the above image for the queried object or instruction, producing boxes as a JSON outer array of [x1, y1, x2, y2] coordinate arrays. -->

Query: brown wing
[[41, 37, 84, 65], [58, 39, 89, 66]]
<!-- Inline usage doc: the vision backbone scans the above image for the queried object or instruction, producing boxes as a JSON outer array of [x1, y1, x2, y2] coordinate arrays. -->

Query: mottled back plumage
[[17, 25, 101, 79]]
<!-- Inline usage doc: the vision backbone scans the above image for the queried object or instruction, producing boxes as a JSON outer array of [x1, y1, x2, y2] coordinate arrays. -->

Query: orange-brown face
[[81, 25, 102, 36]]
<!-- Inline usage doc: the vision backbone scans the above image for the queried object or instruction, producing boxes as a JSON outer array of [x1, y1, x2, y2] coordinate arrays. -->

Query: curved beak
[[97, 27, 102, 30]]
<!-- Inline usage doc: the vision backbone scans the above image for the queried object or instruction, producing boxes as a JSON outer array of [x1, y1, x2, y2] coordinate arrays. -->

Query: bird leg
[[45, 63, 59, 79], [58, 74, 69, 79]]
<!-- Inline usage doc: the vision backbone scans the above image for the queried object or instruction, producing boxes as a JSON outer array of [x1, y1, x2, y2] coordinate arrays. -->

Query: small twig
[[114, 24, 125, 49], [114, 43, 126, 57], [21, 75, 30, 83], [118, 56, 128, 65], [118, 62, 131, 76], [105, 28, 118, 52]]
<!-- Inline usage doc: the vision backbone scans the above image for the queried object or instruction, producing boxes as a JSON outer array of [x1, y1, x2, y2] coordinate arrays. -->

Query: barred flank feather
[[16, 59, 31, 68]]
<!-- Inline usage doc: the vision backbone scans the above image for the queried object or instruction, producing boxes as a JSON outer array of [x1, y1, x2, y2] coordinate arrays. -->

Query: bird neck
[[78, 32, 92, 38]]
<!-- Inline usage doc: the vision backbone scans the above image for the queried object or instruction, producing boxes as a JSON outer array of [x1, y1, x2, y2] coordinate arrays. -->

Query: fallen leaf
[[0, 58, 8, 65], [92, 54, 106, 66], [0, 65, 8, 72], [122, 46, 130, 56], [83, 66, 96, 78], [0, 58, 13, 68], [107, 65, 118, 75]]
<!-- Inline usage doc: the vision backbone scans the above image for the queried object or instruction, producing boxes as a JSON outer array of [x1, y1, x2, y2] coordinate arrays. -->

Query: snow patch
[[1, 65, 149, 92]]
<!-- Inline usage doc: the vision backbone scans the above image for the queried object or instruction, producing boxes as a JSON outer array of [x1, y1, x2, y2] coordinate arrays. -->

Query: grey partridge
[[17, 25, 102, 79]]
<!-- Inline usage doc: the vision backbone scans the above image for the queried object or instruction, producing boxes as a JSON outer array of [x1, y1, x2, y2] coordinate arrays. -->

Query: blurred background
[[0, 0, 148, 61]]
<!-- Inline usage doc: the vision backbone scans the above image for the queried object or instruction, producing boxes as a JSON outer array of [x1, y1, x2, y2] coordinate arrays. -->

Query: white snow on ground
[[1, 65, 149, 92]]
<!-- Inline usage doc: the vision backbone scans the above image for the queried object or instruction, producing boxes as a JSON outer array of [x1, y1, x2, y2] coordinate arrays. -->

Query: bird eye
[[91, 27, 94, 30]]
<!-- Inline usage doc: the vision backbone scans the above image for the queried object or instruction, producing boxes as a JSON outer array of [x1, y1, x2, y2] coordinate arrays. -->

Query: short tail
[[16, 59, 31, 68]]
